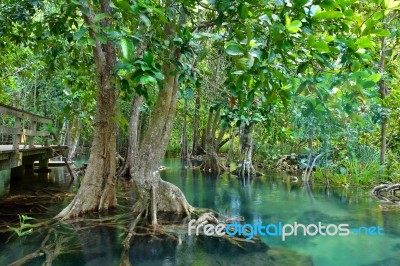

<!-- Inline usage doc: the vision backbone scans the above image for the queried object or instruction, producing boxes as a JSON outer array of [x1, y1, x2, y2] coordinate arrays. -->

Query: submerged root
[[8, 229, 73, 266], [120, 207, 147, 266], [200, 153, 226, 175]]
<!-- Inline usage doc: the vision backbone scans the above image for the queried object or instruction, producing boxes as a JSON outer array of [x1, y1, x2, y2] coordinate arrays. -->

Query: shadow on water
[[0, 158, 400, 265]]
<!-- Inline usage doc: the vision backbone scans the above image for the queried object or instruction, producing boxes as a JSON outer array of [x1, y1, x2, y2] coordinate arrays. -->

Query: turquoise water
[[161, 158, 400, 266], [0, 158, 399, 265]]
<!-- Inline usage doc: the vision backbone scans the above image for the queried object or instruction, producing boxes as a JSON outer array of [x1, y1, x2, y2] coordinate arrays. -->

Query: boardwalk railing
[[0, 103, 52, 152]]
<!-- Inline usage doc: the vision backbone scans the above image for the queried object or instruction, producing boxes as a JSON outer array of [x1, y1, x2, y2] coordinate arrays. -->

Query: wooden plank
[[0, 104, 51, 124], [0, 125, 23, 135], [13, 118, 21, 151], [0, 126, 50, 136], [22, 129, 50, 137]]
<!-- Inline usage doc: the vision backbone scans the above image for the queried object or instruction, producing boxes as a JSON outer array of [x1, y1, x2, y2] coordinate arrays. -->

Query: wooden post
[[38, 159, 49, 170], [13, 117, 21, 152], [29, 121, 37, 148]]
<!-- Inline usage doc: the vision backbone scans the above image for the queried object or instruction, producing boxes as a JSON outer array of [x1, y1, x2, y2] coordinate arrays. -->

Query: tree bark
[[225, 128, 235, 168], [117, 94, 143, 177], [200, 108, 226, 175], [129, 22, 193, 219], [379, 37, 388, 165], [56, 0, 117, 219], [235, 122, 257, 178], [192, 87, 201, 155], [180, 97, 189, 159], [68, 118, 81, 159]]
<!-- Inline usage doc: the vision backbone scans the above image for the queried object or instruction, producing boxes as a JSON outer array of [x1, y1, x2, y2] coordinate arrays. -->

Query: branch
[[81, 3, 107, 67], [193, 20, 216, 31], [218, 130, 238, 149], [0, 62, 35, 81]]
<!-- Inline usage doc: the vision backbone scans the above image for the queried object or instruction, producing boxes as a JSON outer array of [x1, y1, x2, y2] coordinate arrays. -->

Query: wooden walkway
[[0, 103, 68, 175]]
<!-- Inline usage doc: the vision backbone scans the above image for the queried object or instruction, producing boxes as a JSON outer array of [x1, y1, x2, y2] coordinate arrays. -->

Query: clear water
[[0, 157, 399, 266]]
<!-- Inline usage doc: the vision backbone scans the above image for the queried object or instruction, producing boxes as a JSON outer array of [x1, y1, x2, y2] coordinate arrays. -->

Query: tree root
[[120, 207, 147, 266], [372, 183, 400, 203], [7, 229, 70, 266], [200, 152, 226, 175]]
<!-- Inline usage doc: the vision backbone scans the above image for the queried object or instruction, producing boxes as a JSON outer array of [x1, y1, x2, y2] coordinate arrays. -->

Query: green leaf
[[313, 11, 343, 19], [120, 38, 133, 59], [235, 57, 249, 70], [140, 14, 151, 26], [312, 41, 330, 53], [121, 79, 130, 91], [297, 61, 309, 73], [362, 81, 376, 88], [73, 28, 87, 41], [93, 13, 111, 23], [355, 36, 375, 49], [384, 0, 400, 10], [140, 75, 157, 84], [112, 0, 132, 12], [372, 29, 390, 37], [152, 71, 165, 80], [367, 73, 381, 82], [143, 51, 154, 66], [238, 3, 249, 19], [234, 29, 246, 41], [293, 0, 308, 7], [225, 42, 245, 56], [94, 32, 108, 44], [285, 18, 302, 34]]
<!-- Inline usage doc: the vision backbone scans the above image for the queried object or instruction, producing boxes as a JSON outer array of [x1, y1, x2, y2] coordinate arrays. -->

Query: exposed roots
[[132, 180, 194, 222], [372, 183, 400, 203], [200, 152, 226, 175], [120, 207, 146, 266], [8, 229, 72, 266], [0, 190, 74, 219]]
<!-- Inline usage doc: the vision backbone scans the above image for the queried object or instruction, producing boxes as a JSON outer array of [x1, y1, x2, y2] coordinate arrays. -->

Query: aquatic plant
[[7, 214, 35, 237]]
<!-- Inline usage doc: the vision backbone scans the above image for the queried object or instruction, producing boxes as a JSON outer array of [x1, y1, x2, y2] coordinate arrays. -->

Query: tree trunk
[[379, 37, 388, 165], [200, 108, 226, 175], [56, 1, 117, 219], [225, 128, 235, 168], [235, 122, 256, 178], [68, 118, 81, 159], [180, 97, 189, 159], [117, 94, 143, 177], [129, 23, 193, 221], [192, 87, 201, 155]]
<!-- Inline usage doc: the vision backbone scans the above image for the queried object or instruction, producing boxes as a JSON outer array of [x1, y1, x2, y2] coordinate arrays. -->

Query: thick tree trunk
[[56, 1, 117, 219], [129, 23, 193, 221], [117, 94, 143, 177], [235, 122, 257, 178]]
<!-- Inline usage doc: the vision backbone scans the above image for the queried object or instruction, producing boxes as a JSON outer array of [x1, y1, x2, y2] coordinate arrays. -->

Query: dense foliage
[[1, 0, 400, 185]]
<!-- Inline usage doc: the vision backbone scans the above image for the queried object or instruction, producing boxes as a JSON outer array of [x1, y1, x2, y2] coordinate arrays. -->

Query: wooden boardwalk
[[0, 103, 69, 175]]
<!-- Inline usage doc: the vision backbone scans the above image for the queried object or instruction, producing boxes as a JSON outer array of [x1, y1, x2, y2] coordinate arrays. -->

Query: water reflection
[[1, 158, 400, 266], [161, 159, 400, 266], [0, 169, 10, 196]]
